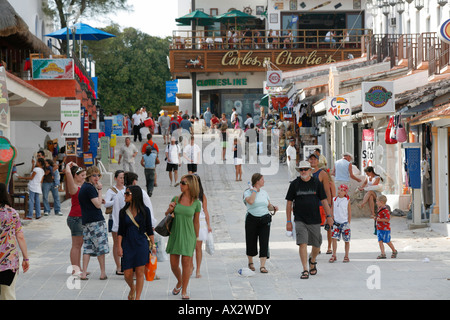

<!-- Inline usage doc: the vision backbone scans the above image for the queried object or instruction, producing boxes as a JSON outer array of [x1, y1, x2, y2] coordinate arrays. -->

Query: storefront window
[[221, 90, 265, 125]]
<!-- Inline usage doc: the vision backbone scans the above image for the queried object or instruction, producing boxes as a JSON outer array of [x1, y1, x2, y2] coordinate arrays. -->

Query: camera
[[324, 224, 330, 231]]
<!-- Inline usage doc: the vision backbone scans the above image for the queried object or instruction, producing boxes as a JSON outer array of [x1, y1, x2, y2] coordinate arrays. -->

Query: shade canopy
[[45, 22, 116, 41], [175, 10, 216, 26], [215, 9, 257, 24], [260, 94, 269, 107]]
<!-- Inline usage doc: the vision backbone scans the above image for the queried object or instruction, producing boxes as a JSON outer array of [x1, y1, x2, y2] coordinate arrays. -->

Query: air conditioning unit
[[390, 18, 396, 27]]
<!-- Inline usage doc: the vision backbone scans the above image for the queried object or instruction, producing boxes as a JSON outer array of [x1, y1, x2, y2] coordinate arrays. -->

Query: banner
[[361, 129, 375, 170], [326, 96, 351, 121], [32, 59, 74, 80], [61, 100, 81, 138], [362, 81, 395, 114], [166, 80, 178, 103]]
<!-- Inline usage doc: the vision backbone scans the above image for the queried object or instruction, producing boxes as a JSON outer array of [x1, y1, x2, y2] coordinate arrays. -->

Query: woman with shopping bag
[[118, 185, 155, 300]]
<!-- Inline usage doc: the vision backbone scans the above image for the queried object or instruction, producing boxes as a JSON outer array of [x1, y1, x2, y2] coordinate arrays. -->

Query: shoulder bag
[[105, 187, 118, 214], [155, 197, 177, 237]]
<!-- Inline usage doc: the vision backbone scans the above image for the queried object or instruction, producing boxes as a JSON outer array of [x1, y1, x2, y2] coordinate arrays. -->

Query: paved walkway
[[15, 134, 450, 301]]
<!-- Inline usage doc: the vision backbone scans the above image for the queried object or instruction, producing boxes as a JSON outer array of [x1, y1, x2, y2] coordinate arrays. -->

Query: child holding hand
[[375, 195, 398, 259]]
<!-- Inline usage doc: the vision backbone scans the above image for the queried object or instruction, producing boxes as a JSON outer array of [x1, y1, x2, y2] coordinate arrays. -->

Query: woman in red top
[[65, 162, 86, 274], [210, 114, 220, 130]]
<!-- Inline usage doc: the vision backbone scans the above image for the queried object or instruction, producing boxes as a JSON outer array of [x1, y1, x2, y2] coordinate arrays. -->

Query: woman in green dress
[[165, 174, 201, 300]]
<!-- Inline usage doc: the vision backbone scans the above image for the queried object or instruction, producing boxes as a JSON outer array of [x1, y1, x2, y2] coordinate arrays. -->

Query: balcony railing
[[171, 28, 371, 50]]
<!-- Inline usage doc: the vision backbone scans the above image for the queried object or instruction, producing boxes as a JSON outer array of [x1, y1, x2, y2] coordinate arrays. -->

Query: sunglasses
[[124, 191, 132, 196], [180, 181, 188, 185], [91, 174, 101, 178], [299, 168, 310, 172]]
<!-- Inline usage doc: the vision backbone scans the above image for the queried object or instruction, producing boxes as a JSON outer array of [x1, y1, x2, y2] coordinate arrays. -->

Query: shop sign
[[61, 100, 81, 138], [196, 78, 248, 87], [32, 59, 74, 80], [267, 71, 283, 87], [326, 96, 351, 121], [361, 129, 374, 170], [361, 81, 395, 114], [438, 19, 450, 44]]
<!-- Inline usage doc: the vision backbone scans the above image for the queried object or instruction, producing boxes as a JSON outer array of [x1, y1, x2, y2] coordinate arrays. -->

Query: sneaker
[[44, 212, 49, 216], [56, 212, 63, 216]]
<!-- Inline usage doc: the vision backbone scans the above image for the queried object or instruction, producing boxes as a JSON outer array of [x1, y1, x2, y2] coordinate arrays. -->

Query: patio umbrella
[[215, 9, 257, 30], [260, 94, 269, 107], [45, 22, 116, 41], [175, 10, 216, 26]]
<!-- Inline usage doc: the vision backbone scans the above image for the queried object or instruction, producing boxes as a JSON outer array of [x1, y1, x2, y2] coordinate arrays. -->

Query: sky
[[96, 0, 179, 38]]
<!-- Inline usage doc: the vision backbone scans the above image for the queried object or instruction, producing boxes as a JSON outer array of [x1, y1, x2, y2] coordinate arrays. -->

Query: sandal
[[329, 255, 337, 263], [300, 270, 309, 279], [182, 294, 190, 300], [172, 285, 182, 295], [248, 262, 255, 271], [260, 267, 268, 273], [391, 250, 398, 258], [377, 254, 386, 259], [343, 256, 350, 263], [309, 257, 317, 275]]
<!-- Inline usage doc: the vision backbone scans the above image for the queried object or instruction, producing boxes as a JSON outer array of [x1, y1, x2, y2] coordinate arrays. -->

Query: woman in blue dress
[[118, 185, 154, 300]]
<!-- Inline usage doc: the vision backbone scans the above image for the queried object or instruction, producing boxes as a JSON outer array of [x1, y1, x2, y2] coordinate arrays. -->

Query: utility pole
[[191, 0, 197, 115]]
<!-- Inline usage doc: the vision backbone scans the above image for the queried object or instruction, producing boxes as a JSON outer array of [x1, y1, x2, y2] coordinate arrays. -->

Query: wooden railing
[[171, 28, 371, 51]]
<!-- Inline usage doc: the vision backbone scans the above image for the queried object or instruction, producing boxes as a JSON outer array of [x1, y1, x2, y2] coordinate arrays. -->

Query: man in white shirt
[[183, 135, 201, 174], [118, 137, 138, 172], [286, 139, 297, 181], [165, 137, 182, 186], [132, 109, 143, 142], [231, 107, 238, 127], [244, 113, 253, 129]]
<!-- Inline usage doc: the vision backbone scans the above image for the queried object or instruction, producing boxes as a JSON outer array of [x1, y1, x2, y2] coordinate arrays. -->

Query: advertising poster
[[32, 59, 74, 80], [361, 129, 375, 170], [61, 100, 81, 138]]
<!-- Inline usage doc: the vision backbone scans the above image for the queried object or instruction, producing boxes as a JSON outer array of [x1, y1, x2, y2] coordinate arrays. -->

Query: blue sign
[[166, 80, 178, 103], [405, 146, 421, 189]]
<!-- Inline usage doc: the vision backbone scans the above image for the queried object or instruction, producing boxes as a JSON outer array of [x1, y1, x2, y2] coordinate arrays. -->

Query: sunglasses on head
[[75, 167, 85, 174], [299, 168, 310, 172]]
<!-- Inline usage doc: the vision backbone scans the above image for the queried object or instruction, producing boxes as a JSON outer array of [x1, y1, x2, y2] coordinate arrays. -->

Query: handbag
[[105, 187, 118, 214], [205, 232, 215, 255], [395, 115, 407, 143], [385, 116, 397, 144], [155, 212, 174, 237]]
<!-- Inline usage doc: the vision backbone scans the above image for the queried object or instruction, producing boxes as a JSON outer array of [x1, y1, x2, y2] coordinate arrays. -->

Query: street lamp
[[415, 0, 424, 11]]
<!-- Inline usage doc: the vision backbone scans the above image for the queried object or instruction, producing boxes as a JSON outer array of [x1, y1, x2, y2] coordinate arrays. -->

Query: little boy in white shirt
[[329, 184, 351, 263]]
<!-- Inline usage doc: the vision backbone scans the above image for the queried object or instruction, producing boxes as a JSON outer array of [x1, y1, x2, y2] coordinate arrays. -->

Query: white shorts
[[234, 158, 243, 165]]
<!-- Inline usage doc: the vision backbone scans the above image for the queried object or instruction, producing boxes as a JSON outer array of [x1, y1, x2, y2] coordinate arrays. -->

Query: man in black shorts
[[165, 137, 181, 186], [285, 160, 333, 279]]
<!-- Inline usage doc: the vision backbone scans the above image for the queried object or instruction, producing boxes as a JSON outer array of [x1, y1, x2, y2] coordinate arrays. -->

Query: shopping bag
[[396, 115, 407, 143], [205, 232, 215, 255], [385, 116, 397, 144], [154, 232, 168, 262], [144, 254, 157, 281]]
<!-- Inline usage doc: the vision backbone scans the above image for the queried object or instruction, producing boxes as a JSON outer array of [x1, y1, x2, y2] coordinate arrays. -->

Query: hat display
[[296, 160, 312, 170]]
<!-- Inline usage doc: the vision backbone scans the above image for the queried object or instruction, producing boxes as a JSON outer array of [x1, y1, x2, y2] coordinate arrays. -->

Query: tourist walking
[[165, 174, 201, 300], [233, 138, 243, 181], [243, 173, 278, 274], [332, 152, 361, 191], [141, 133, 160, 186], [78, 166, 109, 280], [375, 195, 398, 259], [203, 107, 212, 129], [183, 135, 201, 174], [193, 175, 212, 278], [104, 170, 125, 275], [64, 162, 86, 275], [118, 137, 138, 173], [118, 185, 155, 300], [132, 109, 143, 142], [42, 159, 61, 216], [0, 183, 29, 300], [18, 158, 45, 220], [286, 139, 297, 181], [158, 110, 171, 144], [165, 137, 182, 186], [140, 146, 158, 197], [329, 184, 351, 263], [285, 161, 332, 279]]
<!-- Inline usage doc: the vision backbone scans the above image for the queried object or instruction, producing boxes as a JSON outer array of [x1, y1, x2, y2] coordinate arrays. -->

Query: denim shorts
[[67, 216, 83, 237], [377, 229, 391, 243]]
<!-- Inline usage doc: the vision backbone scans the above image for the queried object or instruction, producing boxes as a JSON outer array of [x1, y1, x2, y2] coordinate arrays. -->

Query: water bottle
[[238, 267, 255, 277]]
